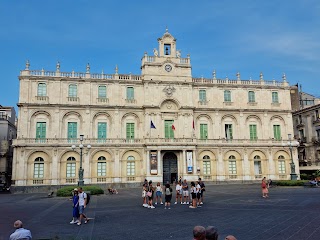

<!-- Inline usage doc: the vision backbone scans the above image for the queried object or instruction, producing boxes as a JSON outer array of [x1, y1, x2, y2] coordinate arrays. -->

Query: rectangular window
[[98, 122, 107, 140], [37, 83, 47, 96], [273, 125, 281, 140], [200, 124, 208, 139], [34, 163, 44, 178], [36, 122, 46, 142], [164, 44, 171, 55], [249, 124, 257, 141], [299, 129, 304, 139], [68, 85, 77, 97], [248, 91, 255, 102], [127, 162, 135, 176], [98, 86, 107, 98], [126, 87, 134, 100], [272, 92, 279, 103], [203, 161, 211, 175], [68, 122, 77, 142], [278, 160, 286, 174], [298, 115, 302, 124], [224, 90, 231, 102], [316, 129, 320, 140], [316, 110, 319, 119], [199, 90, 206, 102], [225, 124, 233, 140], [97, 162, 106, 177], [66, 163, 76, 177], [254, 161, 262, 175], [126, 123, 135, 139], [165, 120, 174, 139], [228, 161, 237, 174]]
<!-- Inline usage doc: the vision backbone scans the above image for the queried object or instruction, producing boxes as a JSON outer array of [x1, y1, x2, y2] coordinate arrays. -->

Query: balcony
[[35, 96, 49, 102], [97, 97, 109, 103], [13, 138, 289, 148], [67, 97, 79, 102], [125, 99, 136, 104], [198, 100, 208, 106]]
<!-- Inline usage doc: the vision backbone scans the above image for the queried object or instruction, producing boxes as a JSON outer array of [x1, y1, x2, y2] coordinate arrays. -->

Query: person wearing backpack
[[164, 183, 173, 209], [77, 187, 90, 225]]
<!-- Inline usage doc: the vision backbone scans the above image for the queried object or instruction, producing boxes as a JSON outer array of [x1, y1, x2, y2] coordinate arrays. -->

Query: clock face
[[165, 64, 172, 72]]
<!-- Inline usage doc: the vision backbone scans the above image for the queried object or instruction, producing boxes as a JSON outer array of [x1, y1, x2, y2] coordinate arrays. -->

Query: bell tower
[[141, 28, 192, 82]]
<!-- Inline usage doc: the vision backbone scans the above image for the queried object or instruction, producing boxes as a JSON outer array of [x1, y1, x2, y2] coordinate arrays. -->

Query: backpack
[[165, 187, 171, 195], [85, 192, 90, 205]]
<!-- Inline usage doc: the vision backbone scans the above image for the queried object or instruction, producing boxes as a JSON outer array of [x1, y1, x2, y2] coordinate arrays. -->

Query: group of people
[[69, 187, 90, 226], [192, 225, 237, 240], [142, 177, 206, 209]]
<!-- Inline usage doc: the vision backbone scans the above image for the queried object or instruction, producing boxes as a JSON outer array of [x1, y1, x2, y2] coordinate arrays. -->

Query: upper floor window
[[126, 87, 134, 100], [164, 120, 174, 139], [249, 124, 257, 141], [273, 125, 281, 140], [98, 86, 107, 98], [248, 91, 255, 102], [36, 122, 46, 142], [199, 90, 206, 102], [98, 122, 107, 140], [69, 84, 77, 97], [272, 92, 279, 103], [164, 44, 171, 55], [200, 124, 208, 139], [299, 129, 305, 139], [317, 129, 320, 140], [225, 124, 233, 140], [37, 83, 47, 96], [126, 123, 135, 139], [315, 110, 319, 119], [67, 122, 77, 142], [224, 90, 231, 102], [298, 115, 302, 124]]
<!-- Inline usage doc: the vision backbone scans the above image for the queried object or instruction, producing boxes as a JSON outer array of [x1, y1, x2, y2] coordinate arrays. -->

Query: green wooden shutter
[[273, 125, 281, 140], [225, 124, 233, 139], [69, 85, 77, 97], [36, 122, 46, 142], [126, 123, 134, 139], [68, 122, 77, 141], [248, 91, 255, 102], [200, 124, 208, 139], [249, 124, 257, 140], [165, 120, 174, 139], [224, 90, 231, 102], [127, 87, 134, 100], [98, 122, 107, 139], [272, 92, 279, 103], [199, 90, 206, 102]]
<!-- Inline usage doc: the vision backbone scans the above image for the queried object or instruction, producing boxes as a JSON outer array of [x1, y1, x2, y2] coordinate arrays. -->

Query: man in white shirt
[[174, 181, 183, 204], [9, 220, 32, 240], [77, 187, 89, 226]]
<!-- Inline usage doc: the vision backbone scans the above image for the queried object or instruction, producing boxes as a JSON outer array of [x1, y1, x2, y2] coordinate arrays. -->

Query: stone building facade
[[12, 30, 298, 188], [0, 105, 17, 186]]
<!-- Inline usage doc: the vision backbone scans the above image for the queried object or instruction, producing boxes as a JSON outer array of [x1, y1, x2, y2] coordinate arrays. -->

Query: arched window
[[203, 155, 211, 175], [228, 155, 237, 175], [37, 83, 47, 96], [253, 155, 262, 175], [97, 156, 106, 177], [127, 156, 135, 176], [278, 155, 286, 174], [66, 157, 76, 178], [34, 157, 44, 178]]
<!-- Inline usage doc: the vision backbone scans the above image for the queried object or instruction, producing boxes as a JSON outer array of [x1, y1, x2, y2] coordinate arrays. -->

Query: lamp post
[[72, 134, 91, 186], [287, 134, 299, 180]]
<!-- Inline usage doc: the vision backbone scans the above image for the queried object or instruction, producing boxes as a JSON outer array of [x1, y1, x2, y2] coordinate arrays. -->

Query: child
[[70, 188, 80, 224]]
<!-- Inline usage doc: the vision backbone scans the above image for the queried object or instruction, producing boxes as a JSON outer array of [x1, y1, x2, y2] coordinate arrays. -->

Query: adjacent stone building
[[12, 30, 298, 188], [0, 105, 17, 186]]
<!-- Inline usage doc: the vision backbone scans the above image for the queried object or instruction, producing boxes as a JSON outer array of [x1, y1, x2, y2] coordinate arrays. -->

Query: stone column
[[113, 150, 121, 183], [243, 149, 250, 180], [267, 148, 276, 179], [217, 148, 224, 181]]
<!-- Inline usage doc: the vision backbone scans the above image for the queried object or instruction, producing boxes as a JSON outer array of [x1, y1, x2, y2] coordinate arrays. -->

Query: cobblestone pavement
[[2, 184, 320, 240]]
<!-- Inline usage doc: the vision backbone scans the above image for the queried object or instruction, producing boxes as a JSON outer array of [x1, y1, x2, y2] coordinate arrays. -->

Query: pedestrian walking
[[70, 188, 79, 224], [77, 187, 90, 225], [164, 183, 173, 209], [155, 182, 163, 205], [261, 177, 269, 198]]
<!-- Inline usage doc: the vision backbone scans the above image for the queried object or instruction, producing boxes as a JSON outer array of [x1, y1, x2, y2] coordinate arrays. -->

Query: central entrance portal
[[163, 152, 178, 184]]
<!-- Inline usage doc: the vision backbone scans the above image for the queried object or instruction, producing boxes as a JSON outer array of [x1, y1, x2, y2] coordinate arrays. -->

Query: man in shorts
[[174, 181, 183, 204], [77, 187, 89, 225], [198, 178, 205, 204], [182, 179, 189, 204]]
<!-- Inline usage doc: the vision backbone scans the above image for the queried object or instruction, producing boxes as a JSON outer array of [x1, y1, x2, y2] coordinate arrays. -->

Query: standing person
[[182, 179, 189, 204], [189, 181, 197, 208], [70, 188, 79, 224], [164, 183, 173, 209], [9, 220, 32, 240], [155, 182, 163, 205], [142, 183, 148, 207], [174, 181, 183, 204], [198, 178, 205, 204], [147, 181, 155, 208], [77, 187, 89, 225], [261, 177, 269, 198], [196, 181, 202, 207]]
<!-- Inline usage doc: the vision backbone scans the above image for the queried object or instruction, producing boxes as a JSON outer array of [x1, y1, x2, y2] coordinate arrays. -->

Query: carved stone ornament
[[163, 85, 176, 97]]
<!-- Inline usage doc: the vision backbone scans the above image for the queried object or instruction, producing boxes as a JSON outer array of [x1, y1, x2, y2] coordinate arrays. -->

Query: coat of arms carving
[[163, 85, 176, 97]]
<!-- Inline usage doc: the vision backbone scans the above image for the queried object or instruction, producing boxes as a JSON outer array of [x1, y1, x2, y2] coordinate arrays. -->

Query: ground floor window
[[228, 156, 237, 175], [127, 156, 135, 176], [278, 156, 286, 174]]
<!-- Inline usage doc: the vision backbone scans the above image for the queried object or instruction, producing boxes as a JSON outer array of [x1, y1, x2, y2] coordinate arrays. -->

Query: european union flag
[[150, 121, 156, 129]]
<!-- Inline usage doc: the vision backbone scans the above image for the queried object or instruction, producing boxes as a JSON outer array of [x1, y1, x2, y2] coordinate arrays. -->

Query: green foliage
[[274, 180, 309, 186], [314, 170, 320, 177], [56, 185, 104, 197], [300, 173, 310, 180]]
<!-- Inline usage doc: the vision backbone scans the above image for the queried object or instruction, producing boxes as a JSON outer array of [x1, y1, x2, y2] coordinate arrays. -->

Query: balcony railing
[[13, 138, 290, 147]]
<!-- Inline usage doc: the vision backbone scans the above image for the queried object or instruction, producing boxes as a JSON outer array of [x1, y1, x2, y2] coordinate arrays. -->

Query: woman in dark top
[[147, 181, 155, 208], [164, 183, 173, 209]]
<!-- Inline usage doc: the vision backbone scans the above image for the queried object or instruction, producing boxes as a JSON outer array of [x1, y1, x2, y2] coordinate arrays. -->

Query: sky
[[0, 1, 319, 112]]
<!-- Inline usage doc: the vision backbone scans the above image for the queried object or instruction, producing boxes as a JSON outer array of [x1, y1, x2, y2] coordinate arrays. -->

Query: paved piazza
[[2, 184, 320, 240]]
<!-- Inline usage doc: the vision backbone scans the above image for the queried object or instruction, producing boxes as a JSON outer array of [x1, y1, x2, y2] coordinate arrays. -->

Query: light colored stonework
[[13, 29, 299, 187]]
